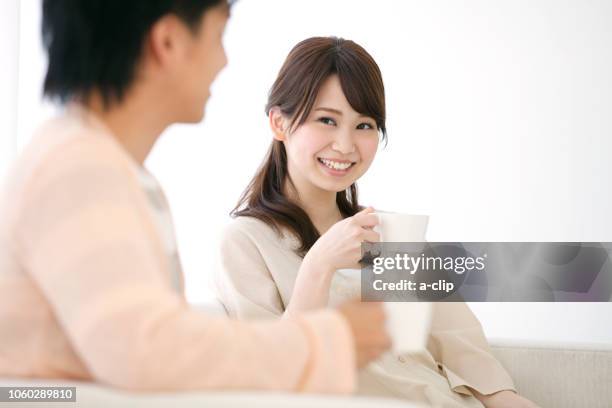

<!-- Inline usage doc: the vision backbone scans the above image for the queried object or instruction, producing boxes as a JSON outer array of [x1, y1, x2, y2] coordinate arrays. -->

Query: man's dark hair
[[42, 0, 229, 107]]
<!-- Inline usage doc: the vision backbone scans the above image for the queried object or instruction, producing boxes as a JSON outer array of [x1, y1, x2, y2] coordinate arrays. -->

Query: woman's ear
[[269, 107, 288, 141]]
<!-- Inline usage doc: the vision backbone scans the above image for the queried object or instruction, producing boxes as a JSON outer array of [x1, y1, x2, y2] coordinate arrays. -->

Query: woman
[[214, 36, 538, 408]]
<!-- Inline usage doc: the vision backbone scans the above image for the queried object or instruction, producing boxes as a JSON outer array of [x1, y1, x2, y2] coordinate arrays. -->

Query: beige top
[[0, 107, 357, 393], [213, 216, 517, 408]]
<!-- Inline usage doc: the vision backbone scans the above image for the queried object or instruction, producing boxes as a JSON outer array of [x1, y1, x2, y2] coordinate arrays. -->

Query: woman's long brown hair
[[232, 37, 387, 257]]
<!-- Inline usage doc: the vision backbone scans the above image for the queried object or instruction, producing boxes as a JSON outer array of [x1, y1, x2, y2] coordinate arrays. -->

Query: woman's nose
[[331, 130, 356, 154]]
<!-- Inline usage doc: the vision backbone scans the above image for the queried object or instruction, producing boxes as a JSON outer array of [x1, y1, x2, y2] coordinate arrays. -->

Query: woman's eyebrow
[[314, 107, 373, 120], [314, 107, 343, 115]]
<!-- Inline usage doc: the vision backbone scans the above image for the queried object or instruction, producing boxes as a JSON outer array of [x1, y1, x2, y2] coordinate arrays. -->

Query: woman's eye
[[357, 122, 375, 130], [318, 117, 337, 126]]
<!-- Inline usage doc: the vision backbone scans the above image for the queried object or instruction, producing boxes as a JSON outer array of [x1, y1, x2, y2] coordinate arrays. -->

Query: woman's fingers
[[361, 229, 380, 243], [353, 207, 379, 228], [356, 206, 375, 215]]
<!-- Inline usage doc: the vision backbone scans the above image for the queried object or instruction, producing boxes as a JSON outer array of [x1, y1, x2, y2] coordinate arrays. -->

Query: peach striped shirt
[[0, 106, 355, 393]]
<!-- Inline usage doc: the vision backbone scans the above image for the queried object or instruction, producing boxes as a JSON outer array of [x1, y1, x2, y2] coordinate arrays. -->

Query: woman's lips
[[317, 157, 356, 177]]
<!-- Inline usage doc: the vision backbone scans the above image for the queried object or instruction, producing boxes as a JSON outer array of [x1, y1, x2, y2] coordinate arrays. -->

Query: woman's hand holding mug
[[306, 206, 380, 272], [286, 207, 379, 313]]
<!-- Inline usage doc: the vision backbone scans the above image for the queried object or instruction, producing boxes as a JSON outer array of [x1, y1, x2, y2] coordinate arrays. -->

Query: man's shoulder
[[19, 111, 133, 183], [2, 112, 135, 218]]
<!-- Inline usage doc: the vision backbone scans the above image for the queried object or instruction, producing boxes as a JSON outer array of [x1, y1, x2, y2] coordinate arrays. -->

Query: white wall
[[0, 0, 20, 180], [16, 0, 57, 152], [6, 0, 612, 344]]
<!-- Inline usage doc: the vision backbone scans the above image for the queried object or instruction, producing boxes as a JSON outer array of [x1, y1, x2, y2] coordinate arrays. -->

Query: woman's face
[[277, 75, 380, 195]]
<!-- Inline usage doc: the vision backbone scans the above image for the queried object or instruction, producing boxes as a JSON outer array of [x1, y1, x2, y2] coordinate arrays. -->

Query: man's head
[[42, 0, 231, 122]]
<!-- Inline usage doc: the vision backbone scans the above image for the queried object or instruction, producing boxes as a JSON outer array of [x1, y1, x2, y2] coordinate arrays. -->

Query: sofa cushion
[[490, 340, 612, 408]]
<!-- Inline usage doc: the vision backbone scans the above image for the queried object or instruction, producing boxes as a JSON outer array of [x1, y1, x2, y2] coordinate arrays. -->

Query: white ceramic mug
[[373, 212, 429, 242], [372, 212, 432, 353]]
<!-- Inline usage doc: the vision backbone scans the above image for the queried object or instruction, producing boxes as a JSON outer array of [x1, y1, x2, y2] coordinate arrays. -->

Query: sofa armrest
[[489, 339, 612, 408], [0, 378, 423, 408]]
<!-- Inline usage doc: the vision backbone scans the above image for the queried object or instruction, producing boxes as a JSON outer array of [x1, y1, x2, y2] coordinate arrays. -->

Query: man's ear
[[147, 14, 189, 68], [269, 107, 288, 141]]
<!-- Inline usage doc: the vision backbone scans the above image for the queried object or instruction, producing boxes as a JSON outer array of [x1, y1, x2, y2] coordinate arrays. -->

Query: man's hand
[[337, 299, 391, 368]]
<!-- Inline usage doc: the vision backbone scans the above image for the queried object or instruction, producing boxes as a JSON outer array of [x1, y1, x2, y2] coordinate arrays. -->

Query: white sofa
[[1, 300, 610, 408], [489, 339, 612, 407]]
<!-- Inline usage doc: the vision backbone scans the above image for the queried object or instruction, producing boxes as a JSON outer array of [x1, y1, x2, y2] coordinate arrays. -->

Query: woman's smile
[[316, 157, 357, 176]]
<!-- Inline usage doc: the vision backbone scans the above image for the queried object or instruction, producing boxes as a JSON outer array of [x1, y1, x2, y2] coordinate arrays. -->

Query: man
[[0, 0, 390, 392]]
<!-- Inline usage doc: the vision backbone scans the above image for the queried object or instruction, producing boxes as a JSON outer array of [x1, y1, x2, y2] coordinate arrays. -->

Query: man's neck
[[85, 89, 171, 165]]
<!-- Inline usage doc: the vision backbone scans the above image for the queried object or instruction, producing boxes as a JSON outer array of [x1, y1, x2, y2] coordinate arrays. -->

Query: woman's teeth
[[319, 158, 353, 170]]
